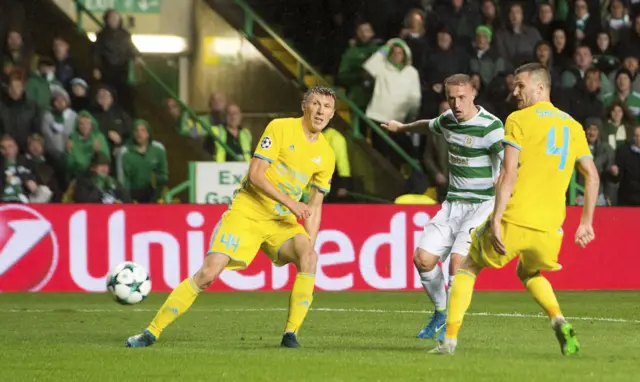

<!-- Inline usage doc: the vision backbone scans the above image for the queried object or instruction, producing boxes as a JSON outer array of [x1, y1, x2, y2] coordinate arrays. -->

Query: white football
[[106, 262, 151, 305]]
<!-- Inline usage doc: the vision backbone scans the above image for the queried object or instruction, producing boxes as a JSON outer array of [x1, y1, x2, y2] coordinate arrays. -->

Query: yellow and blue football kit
[[441, 102, 592, 353], [208, 117, 336, 270], [137, 118, 336, 344], [469, 101, 592, 271]]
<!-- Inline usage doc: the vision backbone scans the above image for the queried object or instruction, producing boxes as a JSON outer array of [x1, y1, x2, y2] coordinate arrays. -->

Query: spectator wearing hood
[[69, 78, 90, 111], [91, 9, 137, 114], [363, 38, 421, 166], [67, 151, 130, 204], [91, 85, 132, 152], [576, 118, 615, 206], [116, 119, 168, 203], [469, 25, 505, 88], [0, 74, 41, 152], [25, 56, 64, 111], [65, 110, 109, 179], [603, 69, 640, 121], [41, 87, 76, 161]]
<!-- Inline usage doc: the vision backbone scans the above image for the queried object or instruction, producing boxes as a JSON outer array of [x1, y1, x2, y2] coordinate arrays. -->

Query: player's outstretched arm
[[381, 119, 432, 134], [248, 157, 309, 220], [574, 157, 600, 247], [304, 187, 325, 246]]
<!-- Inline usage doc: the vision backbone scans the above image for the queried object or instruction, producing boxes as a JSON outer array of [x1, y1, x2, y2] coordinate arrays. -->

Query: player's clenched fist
[[381, 120, 403, 132], [574, 224, 595, 248], [288, 201, 311, 220]]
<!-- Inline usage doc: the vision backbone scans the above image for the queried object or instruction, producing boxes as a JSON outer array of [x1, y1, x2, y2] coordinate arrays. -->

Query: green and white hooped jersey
[[428, 107, 504, 203]]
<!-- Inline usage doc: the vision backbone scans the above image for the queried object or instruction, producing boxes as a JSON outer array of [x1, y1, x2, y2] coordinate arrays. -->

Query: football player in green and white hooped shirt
[[382, 74, 504, 343]]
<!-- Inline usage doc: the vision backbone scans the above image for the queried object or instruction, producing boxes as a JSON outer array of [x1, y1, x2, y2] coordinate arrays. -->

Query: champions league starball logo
[[0, 205, 59, 292]]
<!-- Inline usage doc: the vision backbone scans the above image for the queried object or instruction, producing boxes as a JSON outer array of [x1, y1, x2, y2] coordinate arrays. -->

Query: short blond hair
[[444, 74, 472, 88]]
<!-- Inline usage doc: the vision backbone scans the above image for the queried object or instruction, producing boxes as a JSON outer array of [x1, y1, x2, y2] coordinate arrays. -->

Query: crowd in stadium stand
[[1, 9, 167, 204], [252, 0, 640, 206], [2, 1, 639, 206]]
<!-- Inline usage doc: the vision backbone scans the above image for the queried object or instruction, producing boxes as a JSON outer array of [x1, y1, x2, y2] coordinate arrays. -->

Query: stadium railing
[[229, 0, 422, 174], [72, 0, 242, 163]]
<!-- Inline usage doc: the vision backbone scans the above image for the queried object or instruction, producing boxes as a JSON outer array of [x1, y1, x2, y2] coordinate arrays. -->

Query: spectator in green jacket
[[65, 110, 109, 179], [25, 57, 63, 111], [116, 119, 168, 203], [337, 21, 380, 111], [603, 69, 640, 121]]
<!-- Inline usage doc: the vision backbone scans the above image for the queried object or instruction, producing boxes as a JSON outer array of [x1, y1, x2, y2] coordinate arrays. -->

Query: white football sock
[[419, 266, 447, 311], [447, 275, 455, 303]]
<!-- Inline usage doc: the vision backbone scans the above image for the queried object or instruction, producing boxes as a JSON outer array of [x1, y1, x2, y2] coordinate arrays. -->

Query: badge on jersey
[[260, 136, 272, 149]]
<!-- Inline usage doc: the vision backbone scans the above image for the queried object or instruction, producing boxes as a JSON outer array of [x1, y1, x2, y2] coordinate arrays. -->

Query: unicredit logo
[[0, 204, 59, 291]]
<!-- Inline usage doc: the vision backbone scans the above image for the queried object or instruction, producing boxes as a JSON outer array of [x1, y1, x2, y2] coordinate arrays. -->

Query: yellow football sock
[[147, 277, 201, 338], [445, 269, 477, 340], [524, 274, 563, 320], [284, 272, 315, 334]]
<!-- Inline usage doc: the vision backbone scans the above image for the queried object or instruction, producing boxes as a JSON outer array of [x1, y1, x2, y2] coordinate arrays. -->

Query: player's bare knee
[[297, 249, 318, 274], [413, 249, 438, 272]]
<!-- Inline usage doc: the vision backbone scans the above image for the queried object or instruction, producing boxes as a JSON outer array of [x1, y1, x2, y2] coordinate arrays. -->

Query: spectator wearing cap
[[91, 85, 132, 153], [69, 78, 90, 111], [116, 119, 168, 203], [494, 2, 542, 71], [0, 74, 41, 152], [611, 125, 640, 206], [25, 134, 61, 202], [576, 118, 615, 206], [603, 69, 640, 121], [469, 25, 505, 88], [41, 87, 76, 161], [66, 151, 130, 204], [25, 56, 63, 111], [65, 111, 109, 179], [52, 36, 76, 90], [608, 55, 640, 94]]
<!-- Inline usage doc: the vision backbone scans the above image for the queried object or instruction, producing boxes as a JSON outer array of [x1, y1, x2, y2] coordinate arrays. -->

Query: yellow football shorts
[[469, 218, 564, 272], [207, 209, 309, 270]]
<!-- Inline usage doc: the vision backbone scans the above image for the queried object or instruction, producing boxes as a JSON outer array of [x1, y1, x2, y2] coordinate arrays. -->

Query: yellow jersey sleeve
[[572, 124, 593, 162], [312, 147, 336, 193], [503, 114, 525, 150], [253, 120, 282, 163]]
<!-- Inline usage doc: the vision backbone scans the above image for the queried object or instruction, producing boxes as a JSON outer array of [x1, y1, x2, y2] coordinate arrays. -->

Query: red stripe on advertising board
[[0, 204, 636, 292]]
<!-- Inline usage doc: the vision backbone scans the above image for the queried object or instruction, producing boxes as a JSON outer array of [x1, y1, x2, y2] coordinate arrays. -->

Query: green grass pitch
[[1, 291, 639, 381]]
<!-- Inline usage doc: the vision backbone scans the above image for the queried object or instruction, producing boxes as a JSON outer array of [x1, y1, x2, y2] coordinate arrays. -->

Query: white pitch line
[[0, 307, 638, 324]]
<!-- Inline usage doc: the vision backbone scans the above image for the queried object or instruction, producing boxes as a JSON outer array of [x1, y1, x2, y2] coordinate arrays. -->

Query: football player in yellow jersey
[[430, 63, 601, 356], [126, 86, 337, 349]]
